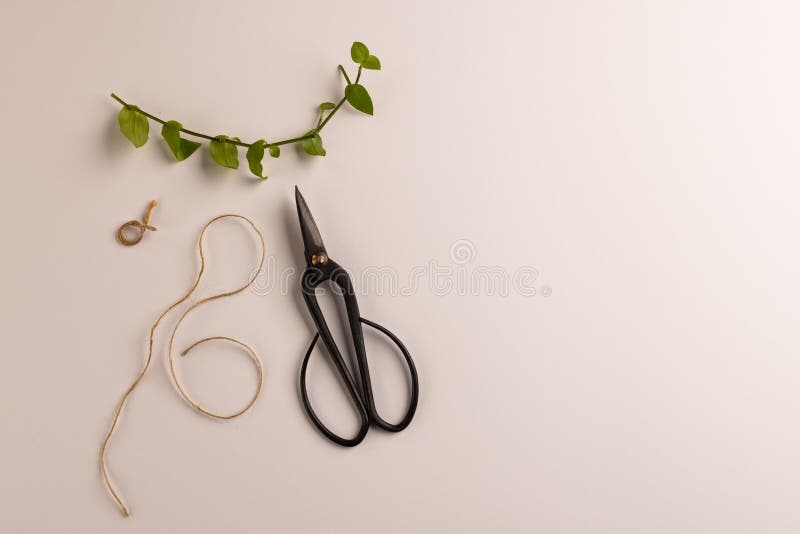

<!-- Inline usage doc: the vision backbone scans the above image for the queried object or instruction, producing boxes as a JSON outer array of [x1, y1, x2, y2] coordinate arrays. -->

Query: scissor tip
[[295, 186, 309, 207]]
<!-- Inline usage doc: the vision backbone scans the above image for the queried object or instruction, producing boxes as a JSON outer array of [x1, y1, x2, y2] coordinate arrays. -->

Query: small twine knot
[[117, 200, 158, 246]]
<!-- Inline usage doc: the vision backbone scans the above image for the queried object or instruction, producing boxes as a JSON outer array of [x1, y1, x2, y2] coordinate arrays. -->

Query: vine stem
[[110, 65, 358, 149], [317, 97, 346, 132], [338, 65, 352, 85], [316, 65, 361, 132], [111, 93, 320, 149]]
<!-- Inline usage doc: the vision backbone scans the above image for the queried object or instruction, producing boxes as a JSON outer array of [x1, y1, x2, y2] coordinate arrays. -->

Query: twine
[[99, 214, 266, 517], [117, 200, 158, 246]]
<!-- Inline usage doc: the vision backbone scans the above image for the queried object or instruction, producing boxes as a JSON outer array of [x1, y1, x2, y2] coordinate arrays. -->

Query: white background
[[2, 1, 800, 532]]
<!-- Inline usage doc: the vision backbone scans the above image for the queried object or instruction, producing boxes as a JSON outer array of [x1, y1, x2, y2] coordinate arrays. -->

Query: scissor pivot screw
[[312, 253, 328, 266]]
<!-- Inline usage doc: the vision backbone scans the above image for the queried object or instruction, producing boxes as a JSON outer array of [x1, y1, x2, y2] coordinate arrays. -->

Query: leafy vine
[[112, 42, 380, 179]]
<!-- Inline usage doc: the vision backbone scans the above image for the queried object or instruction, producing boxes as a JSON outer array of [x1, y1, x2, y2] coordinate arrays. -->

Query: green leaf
[[269, 145, 280, 158], [246, 139, 267, 179], [344, 84, 374, 115], [320, 102, 336, 111], [209, 135, 239, 169], [301, 130, 326, 156], [362, 55, 381, 70], [351, 42, 369, 64], [161, 120, 201, 161], [118, 105, 149, 147]]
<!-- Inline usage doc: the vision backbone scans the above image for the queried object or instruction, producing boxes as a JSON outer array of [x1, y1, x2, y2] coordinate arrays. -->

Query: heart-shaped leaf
[[345, 84, 373, 115], [246, 139, 268, 179], [118, 106, 149, 147], [351, 42, 369, 64], [209, 135, 240, 169], [161, 121, 201, 161], [301, 131, 326, 156], [362, 55, 381, 70]]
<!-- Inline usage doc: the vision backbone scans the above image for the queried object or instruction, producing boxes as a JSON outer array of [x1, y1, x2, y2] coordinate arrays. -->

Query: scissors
[[295, 187, 419, 446]]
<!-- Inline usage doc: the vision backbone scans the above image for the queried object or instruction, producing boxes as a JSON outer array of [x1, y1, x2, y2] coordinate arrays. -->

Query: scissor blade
[[295, 187, 327, 260]]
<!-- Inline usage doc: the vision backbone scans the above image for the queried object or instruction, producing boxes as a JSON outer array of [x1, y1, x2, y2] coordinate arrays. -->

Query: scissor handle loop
[[357, 317, 419, 432], [300, 333, 369, 447], [300, 263, 370, 447]]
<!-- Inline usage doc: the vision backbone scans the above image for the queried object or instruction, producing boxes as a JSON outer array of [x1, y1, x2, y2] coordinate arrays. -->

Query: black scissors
[[295, 187, 419, 447]]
